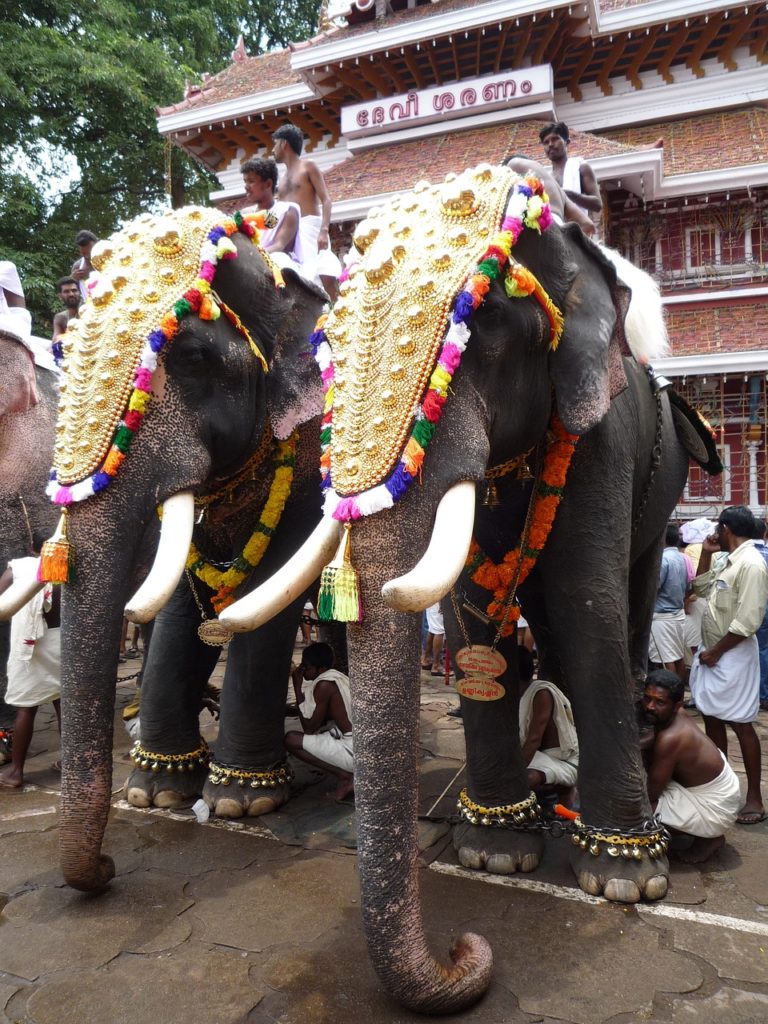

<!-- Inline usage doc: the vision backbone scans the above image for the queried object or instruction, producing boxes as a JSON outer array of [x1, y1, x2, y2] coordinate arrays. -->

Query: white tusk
[[125, 491, 195, 623], [219, 517, 342, 633], [382, 480, 476, 612], [0, 566, 45, 621]]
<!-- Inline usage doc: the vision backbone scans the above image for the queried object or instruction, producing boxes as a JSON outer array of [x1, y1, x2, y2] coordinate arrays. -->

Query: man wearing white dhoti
[[285, 642, 353, 801], [643, 671, 741, 862], [518, 647, 579, 796], [0, 557, 61, 789], [271, 123, 341, 298], [690, 505, 768, 824], [649, 523, 689, 677], [539, 121, 602, 237]]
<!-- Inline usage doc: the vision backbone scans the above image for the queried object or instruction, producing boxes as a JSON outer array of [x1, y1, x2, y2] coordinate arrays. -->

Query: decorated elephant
[[2, 207, 328, 889], [0, 294, 60, 761], [219, 165, 718, 1013]]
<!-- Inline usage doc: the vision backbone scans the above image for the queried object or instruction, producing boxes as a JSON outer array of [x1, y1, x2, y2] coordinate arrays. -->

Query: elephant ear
[[266, 268, 327, 440], [549, 224, 631, 436]]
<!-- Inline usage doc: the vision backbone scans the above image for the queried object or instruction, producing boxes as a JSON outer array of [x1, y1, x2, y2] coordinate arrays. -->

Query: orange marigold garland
[[466, 413, 578, 636]]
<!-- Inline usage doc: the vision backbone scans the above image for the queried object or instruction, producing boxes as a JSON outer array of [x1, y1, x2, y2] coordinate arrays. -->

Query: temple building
[[157, 0, 768, 517]]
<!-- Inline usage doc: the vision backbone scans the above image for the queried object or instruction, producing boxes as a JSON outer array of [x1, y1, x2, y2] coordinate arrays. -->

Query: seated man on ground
[[643, 669, 741, 862], [241, 156, 302, 271], [518, 647, 579, 805], [284, 642, 353, 801]]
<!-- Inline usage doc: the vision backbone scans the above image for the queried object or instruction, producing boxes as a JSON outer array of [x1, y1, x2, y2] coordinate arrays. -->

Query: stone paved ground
[[2, 643, 768, 1024]]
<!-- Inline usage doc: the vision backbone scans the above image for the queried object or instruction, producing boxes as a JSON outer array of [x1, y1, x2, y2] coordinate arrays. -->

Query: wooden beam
[[450, 33, 461, 80], [566, 39, 597, 102], [656, 22, 693, 84], [424, 41, 442, 84], [307, 103, 340, 141], [749, 20, 768, 64], [401, 47, 427, 89], [685, 14, 724, 78], [511, 20, 534, 72], [718, 12, 758, 72], [333, 62, 378, 100], [596, 33, 630, 96], [532, 16, 561, 66], [492, 22, 512, 74], [625, 24, 663, 89]]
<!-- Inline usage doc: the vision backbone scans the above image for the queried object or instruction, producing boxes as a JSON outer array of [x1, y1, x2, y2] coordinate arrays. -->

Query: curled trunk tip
[[386, 932, 493, 1015]]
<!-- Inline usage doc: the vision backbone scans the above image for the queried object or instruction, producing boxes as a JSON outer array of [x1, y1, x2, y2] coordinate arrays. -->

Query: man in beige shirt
[[690, 505, 768, 824]]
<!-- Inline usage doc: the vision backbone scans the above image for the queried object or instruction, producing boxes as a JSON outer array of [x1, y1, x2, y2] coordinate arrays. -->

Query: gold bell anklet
[[130, 740, 209, 773], [457, 788, 542, 828], [570, 818, 670, 860], [208, 761, 294, 789]]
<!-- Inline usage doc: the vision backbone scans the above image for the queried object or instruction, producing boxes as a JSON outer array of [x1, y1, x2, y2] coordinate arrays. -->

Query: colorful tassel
[[38, 510, 75, 584], [317, 523, 362, 622]]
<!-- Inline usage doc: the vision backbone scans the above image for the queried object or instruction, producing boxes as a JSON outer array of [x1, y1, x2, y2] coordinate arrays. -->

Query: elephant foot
[[570, 845, 669, 903], [203, 760, 294, 819], [453, 821, 545, 874], [125, 739, 210, 808]]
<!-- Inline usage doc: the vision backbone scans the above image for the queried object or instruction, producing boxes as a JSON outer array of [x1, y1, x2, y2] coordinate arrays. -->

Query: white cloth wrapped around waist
[[6, 558, 60, 707], [689, 638, 760, 723], [299, 215, 341, 280], [519, 680, 578, 763], [528, 748, 578, 787], [649, 609, 687, 663], [655, 753, 742, 838]]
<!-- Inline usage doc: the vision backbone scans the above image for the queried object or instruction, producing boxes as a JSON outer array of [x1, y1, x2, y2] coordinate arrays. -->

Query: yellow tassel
[[317, 523, 362, 623], [38, 510, 75, 584]]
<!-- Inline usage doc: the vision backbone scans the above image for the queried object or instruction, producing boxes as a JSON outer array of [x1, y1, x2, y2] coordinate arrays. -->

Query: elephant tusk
[[124, 491, 195, 623], [219, 517, 342, 632], [0, 569, 45, 621], [381, 480, 476, 612]]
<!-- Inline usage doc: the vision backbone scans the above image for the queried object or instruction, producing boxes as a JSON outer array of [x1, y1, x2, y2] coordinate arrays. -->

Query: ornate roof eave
[[655, 342, 768, 379], [290, 0, 761, 73], [157, 81, 318, 136]]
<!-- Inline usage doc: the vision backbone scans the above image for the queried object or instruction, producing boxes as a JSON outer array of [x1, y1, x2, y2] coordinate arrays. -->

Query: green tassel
[[316, 523, 362, 623]]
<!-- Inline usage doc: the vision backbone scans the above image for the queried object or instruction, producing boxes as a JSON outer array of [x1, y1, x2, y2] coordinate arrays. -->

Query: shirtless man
[[52, 276, 80, 365], [241, 156, 300, 259], [502, 154, 594, 236], [518, 647, 579, 804], [271, 123, 340, 298], [284, 642, 354, 801], [643, 669, 741, 862], [538, 122, 602, 233]]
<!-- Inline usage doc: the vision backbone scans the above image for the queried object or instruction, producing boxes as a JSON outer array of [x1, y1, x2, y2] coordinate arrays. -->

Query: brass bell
[[516, 459, 534, 481]]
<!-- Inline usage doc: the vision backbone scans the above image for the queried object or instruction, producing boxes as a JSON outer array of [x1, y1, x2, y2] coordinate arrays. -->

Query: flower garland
[[309, 174, 555, 524], [47, 211, 276, 506], [465, 413, 578, 636], [186, 431, 298, 614]]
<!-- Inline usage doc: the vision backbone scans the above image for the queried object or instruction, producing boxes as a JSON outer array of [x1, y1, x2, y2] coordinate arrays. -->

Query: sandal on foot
[[736, 809, 767, 825]]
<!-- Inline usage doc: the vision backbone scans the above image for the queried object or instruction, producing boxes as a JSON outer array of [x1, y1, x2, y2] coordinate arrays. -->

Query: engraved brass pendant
[[198, 620, 233, 647], [516, 460, 534, 481], [455, 646, 507, 701]]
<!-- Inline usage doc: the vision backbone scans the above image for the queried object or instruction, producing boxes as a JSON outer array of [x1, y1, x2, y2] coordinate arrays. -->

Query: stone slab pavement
[[2, 646, 768, 1024]]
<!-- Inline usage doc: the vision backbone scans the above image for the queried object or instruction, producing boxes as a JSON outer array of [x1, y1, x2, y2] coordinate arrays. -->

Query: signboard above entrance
[[341, 65, 553, 140]]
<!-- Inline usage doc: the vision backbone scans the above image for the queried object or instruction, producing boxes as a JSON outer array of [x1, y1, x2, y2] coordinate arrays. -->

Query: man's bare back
[[650, 707, 724, 792]]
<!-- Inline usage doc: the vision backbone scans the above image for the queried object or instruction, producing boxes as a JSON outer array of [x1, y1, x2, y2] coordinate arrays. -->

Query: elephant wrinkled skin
[[223, 196, 696, 1012]]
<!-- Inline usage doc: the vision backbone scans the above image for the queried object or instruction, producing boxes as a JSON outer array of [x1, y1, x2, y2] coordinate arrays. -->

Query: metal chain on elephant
[[631, 389, 663, 537]]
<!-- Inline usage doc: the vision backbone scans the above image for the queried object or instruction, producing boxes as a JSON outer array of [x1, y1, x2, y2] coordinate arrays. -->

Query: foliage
[[0, 0, 320, 335]]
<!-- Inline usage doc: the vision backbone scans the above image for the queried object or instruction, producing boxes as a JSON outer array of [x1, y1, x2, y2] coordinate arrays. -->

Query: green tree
[[0, 0, 320, 334]]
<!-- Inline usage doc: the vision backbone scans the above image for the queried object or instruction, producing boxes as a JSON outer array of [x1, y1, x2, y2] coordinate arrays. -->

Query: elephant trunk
[[58, 497, 149, 891], [349, 511, 492, 1013]]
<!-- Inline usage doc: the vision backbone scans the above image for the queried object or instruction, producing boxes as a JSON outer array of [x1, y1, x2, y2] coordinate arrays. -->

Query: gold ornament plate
[[54, 206, 226, 486], [323, 165, 514, 497], [455, 645, 507, 702], [198, 620, 233, 647], [456, 676, 506, 702]]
